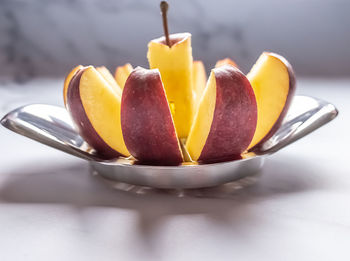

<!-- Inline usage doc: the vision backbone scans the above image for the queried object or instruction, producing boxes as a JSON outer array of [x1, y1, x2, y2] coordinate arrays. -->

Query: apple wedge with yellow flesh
[[186, 65, 257, 163], [114, 63, 133, 89], [96, 66, 122, 97], [63, 65, 83, 106], [247, 52, 296, 150], [147, 33, 194, 138], [215, 58, 238, 68], [121, 67, 183, 165], [66, 66, 129, 159], [192, 60, 207, 111], [64, 65, 121, 106]]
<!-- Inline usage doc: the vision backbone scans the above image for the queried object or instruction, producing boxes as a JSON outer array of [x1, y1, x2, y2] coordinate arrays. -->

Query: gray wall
[[0, 0, 350, 81]]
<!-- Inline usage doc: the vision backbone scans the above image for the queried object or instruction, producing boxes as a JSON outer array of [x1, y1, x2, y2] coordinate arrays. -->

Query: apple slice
[[192, 60, 207, 111], [147, 32, 194, 138], [63, 65, 83, 106], [121, 67, 183, 165], [186, 65, 257, 163], [215, 58, 238, 68], [114, 63, 133, 89], [64, 65, 121, 105], [247, 52, 296, 150], [96, 66, 122, 97], [66, 66, 129, 159]]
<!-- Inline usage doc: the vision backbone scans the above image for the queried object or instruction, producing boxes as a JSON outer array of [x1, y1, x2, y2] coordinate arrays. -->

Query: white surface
[[0, 78, 349, 261]]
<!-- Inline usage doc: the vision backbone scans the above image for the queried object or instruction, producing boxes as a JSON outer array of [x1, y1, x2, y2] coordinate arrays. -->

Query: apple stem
[[160, 1, 171, 47]]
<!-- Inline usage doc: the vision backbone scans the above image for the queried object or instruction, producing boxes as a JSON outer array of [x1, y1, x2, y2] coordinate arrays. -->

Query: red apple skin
[[249, 52, 296, 152], [121, 67, 183, 165], [199, 65, 257, 163], [66, 68, 121, 159]]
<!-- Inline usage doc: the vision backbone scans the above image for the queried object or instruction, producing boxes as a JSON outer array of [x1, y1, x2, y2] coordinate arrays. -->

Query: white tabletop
[[0, 78, 349, 261]]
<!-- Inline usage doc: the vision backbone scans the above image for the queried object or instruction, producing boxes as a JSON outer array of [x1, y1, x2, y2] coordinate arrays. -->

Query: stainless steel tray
[[1, 95, 337, 189]]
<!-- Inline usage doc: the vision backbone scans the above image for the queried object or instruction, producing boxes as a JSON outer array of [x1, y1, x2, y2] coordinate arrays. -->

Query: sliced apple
[[64, 65, 121, 105], [215, 58, 238, 68], [63, 65, 83, 106], [192, 60, 207, 111], [247, 52, 296, 150], [121, 67, 183, 165], [186, 65, 257, 163], [114, 63, 133, 89], [66, 66, 129, 159], [96, 66, 122, 97], [147, 32, 194, 138]]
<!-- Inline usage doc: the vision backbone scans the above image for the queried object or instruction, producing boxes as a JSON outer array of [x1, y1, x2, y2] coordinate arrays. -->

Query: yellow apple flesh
[[114, 63, 133, 89], [96, 66, 122, 97], [147, 32, 194, 138], [192, 60, 207, 112], [63, 65, 83, 106], [215, 58, 238, 68], [247, 52, 296, 150]]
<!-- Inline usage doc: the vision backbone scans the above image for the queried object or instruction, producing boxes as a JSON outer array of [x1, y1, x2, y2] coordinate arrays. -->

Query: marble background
[[0, 0, 349, 82]]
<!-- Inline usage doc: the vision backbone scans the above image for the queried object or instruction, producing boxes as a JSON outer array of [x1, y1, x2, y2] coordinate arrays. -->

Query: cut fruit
[[215, 58, 238, 68], [247, 52, 296, 150], [114, 63, 133, 89], [121, 67, 183, 165], [147, 32, 194, 138], [66, 66, 129, 158], [63, 65, 83, 106], [96, 66, 122, 97], [186, 65, 257, 163], [64, 65, 122, 105], [192, 60, 207, 112]]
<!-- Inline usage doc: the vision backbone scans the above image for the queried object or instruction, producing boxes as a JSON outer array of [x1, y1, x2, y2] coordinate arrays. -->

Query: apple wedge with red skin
[[67, 66, 129, 159], [63, 65, 83, 106], [186, 65, 257, 163], [121, 67, 183, 165]]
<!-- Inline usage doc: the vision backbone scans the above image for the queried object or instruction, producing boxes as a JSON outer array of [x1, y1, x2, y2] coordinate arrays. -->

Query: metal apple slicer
[[1, 95, 337, 189]]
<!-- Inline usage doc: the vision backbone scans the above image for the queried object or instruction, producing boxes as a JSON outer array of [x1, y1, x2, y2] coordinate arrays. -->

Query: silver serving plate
[[1, 95, 337, 189]]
